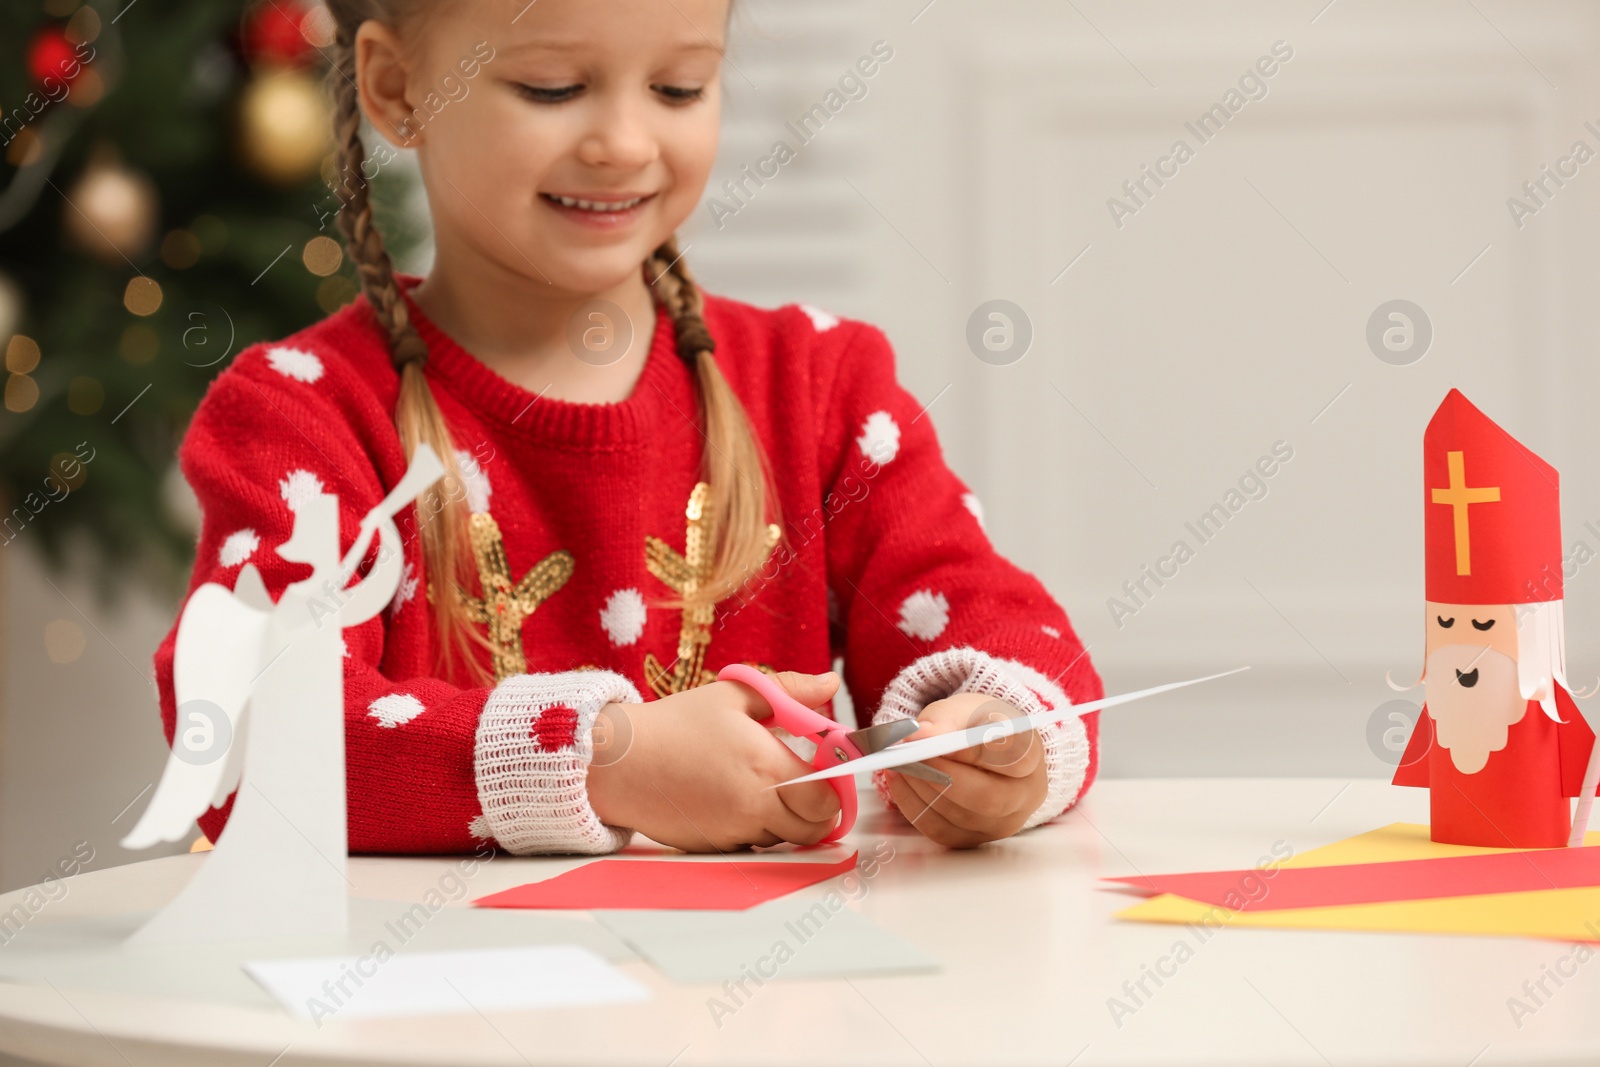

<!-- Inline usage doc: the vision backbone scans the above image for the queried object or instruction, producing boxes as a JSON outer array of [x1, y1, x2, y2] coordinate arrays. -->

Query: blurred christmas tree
[[0, 0, 422, 598]]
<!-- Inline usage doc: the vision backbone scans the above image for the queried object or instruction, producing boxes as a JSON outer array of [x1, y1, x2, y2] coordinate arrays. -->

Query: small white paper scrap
[[245, 944, 648, 1023]]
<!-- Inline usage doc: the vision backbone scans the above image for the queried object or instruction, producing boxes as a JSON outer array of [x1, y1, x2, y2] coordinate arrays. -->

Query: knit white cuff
[[870, 647, 1091, 831], [474, 670, 640, 855]]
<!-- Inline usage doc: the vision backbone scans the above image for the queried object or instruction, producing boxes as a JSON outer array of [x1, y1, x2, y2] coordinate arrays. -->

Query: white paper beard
[[1424, 645, 1527, 774]]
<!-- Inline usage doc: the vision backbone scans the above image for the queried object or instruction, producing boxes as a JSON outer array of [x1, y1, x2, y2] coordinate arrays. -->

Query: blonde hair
[[324, 1, 777, 686]]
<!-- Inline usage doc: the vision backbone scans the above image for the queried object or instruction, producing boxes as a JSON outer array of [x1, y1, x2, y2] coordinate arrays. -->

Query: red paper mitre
[[1424, 389, 1561, 604]]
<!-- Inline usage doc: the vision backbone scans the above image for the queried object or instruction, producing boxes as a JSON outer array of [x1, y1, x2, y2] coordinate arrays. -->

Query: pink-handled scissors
[[716, 663, 951, 842]]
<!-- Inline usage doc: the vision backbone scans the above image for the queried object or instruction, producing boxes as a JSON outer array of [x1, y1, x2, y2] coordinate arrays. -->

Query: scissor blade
[[895, 760, 953, 786], [845, 718, 919, 754], [846, 720, 952, 785], [771, 667, 1250, 788]]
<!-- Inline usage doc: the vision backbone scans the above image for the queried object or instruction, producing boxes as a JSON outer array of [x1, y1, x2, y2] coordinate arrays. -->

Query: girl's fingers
[[727, 671, 841, 721], [897, 768, 1039, 840], [907, 757, 1027, 822], [763, 805, 838, 847], [899, 767, 1011, 831], [773, 669, 841, 707], [767, 769, 842, 844], [901, 698, 1043, 779], [774, 778, 841, 824], [939, 725, 1044, 778], [885, 772, 989, 848]]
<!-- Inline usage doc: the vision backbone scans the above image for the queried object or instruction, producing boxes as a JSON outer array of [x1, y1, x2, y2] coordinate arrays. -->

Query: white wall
[[688, 0, 1600, 777], [6, 0, 1600, 890]]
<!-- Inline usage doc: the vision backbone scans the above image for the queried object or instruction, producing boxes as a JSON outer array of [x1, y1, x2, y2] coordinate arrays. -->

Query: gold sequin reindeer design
[[462, 512, 574, 682], [644, 482, 780, 697]]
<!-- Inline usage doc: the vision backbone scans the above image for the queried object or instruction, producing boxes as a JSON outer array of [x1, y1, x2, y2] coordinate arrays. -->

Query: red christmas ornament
[[27, 26, 87, 89], [240, 0, 316, 67]]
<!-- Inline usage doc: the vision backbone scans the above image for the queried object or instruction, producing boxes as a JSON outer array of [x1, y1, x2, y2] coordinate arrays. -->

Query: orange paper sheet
[[1115, 823, 1600, 942]]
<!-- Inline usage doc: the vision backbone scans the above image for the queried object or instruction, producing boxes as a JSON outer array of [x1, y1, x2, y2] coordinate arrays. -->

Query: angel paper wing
[[121, 569, 273, 849], [329, 442, 446, 627]]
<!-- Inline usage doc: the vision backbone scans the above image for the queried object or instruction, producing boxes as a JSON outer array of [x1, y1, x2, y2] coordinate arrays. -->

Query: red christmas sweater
[[154, 273, 1102, 854]]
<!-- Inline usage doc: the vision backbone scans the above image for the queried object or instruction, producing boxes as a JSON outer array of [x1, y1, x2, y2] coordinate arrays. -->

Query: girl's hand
[[882, 693, 1047, 848], [587, 671, 844, 853]]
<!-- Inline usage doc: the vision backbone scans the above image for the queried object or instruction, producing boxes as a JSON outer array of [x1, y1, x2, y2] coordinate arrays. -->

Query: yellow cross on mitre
[[1431, 450, 1500, 576]]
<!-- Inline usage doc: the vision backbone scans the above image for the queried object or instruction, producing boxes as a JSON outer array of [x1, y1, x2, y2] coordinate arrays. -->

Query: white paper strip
[[245, 944, 648, 1022], [773, 667, 1248, 787]]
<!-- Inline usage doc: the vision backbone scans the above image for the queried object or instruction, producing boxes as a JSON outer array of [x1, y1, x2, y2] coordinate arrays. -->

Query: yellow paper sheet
[[1115, 823, 1600, 942]]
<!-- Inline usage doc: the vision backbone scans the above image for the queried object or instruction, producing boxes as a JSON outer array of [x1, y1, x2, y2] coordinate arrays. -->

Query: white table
[[0, 778, 1595, 1067]]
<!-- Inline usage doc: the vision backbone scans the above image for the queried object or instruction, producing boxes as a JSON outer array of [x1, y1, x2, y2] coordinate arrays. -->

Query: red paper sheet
[[474, 852, 859, 911], [1105, 845, 1600, 912]]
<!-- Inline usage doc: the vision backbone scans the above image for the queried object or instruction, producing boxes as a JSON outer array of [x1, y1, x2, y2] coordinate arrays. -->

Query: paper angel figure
[[1392, 390, 1597, 848], [122, 445, 444, 943]]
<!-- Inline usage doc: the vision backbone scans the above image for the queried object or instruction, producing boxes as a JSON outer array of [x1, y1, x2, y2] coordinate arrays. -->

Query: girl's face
[[370, 0, 728, 297]]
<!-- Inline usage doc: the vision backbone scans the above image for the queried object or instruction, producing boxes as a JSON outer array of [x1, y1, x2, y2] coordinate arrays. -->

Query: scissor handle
[[717, 664, 858, 841]]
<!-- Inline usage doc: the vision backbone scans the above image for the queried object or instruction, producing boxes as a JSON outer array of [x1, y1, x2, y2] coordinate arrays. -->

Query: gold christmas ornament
[[301, 235, 342, 276], [237, 67, 332, 185], [122, 276, 162, 316], [62, 147, 159, 264], [4, 374, 38, 413], [4, 334, 39, 374]]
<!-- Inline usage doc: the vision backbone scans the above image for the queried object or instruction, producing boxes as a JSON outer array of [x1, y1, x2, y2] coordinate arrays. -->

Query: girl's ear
[[354, 20, 422, 147]]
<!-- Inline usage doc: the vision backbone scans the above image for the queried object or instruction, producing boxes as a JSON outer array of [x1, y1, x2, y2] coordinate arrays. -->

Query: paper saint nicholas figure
[[1392, 390, 1598, 848], [120, 444, 445, 943]]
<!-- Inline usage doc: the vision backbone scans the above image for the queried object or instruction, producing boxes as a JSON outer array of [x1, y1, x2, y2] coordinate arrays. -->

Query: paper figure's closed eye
[[1472, 618, 1495, 631], [1437, 615, 1455, 628]]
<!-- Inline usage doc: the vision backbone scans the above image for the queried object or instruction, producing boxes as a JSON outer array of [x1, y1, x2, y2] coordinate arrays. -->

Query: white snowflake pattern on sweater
[[389, 560, 418, 615], [799, 303, 840, 332], [857, 410, 901, 465], [897, 589, 950, 640], [599, 588, 647, 646], [962, 492, 986, 531], [218, 528, 259, 567], [265, 345, 325, 383], [368, 693, 426, 728], [278, 469, 324, 512], [454, 449, 492, 513]]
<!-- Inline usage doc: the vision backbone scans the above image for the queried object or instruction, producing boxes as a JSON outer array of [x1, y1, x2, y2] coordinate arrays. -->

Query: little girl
[[156, 0, 1102, 855]]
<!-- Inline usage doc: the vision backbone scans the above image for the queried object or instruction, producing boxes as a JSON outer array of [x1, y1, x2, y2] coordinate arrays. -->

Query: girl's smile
[[539, 191, 658, 230]]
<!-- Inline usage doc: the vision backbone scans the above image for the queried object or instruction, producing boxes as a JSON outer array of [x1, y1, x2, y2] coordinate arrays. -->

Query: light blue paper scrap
[[595, 896, 937, 984]]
